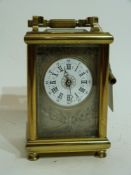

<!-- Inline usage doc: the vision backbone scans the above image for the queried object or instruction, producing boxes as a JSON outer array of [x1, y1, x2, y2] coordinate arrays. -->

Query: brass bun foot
[[95, 150, 107, 158], [28, 152, 39, 161]]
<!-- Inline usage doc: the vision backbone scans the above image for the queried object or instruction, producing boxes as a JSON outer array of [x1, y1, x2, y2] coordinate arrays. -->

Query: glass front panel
[[35, 44, 100, 139]]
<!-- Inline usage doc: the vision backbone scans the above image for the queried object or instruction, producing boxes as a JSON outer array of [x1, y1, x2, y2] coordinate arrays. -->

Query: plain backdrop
[[0, 0, 131, 175]]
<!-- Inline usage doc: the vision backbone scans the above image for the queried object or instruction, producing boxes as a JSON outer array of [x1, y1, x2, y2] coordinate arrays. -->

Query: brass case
[[24, 16, 114, 160]]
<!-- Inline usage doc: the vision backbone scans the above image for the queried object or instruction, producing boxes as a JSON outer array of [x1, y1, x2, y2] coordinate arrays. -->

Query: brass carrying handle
[[28, 16, 102, 31]]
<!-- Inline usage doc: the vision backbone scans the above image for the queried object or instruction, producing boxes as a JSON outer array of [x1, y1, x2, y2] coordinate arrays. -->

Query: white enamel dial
[[44, 58, 92, 107]]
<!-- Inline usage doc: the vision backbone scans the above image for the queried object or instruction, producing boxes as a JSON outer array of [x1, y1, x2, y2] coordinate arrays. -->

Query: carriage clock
[[24, 16, 116, 160]]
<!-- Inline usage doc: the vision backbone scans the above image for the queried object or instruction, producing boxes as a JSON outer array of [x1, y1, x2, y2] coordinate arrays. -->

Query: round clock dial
[[44, 58, 92, 107]]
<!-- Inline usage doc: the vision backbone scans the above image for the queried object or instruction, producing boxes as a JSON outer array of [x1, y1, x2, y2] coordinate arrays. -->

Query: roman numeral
[[49, 71, 58, 76], [75, 63, 80, 71], [67, 95, 73, 101], [81, 80, 87, 84], [51, 87, 58, 94], [58, 92, 63, 99], [79, 87, 85, 93], [75, 93, 79, 98], [79, 72, 86, 77], [50, 81, 56, 84], [66, 64, 71, 70], [58, 65, 63, 72]]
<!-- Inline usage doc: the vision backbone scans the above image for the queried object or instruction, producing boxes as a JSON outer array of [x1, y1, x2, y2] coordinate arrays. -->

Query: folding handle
[[28, 16, 102, 32], [47, 19, 78, 28]]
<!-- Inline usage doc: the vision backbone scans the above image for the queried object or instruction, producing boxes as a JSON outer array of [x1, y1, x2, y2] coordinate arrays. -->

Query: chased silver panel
[[36, 45, 100, 139]]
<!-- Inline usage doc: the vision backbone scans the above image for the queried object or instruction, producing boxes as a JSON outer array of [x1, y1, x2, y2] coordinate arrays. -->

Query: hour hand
[[64, 67, 68, 77]]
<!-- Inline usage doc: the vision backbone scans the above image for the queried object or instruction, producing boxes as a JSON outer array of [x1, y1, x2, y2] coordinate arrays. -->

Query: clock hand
[[65, 78, 72, 96], [64, 67, 72, 98], [64, 67, 69, 78], [69, 85, 72, 96]]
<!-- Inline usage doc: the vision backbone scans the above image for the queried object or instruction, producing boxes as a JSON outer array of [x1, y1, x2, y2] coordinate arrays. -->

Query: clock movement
[[24, 16, 116, 160]]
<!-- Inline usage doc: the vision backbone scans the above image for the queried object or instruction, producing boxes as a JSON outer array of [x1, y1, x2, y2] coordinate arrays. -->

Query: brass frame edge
[[27, 45, 37, 140], [24, 32, 113, 44], [99, 45, 109, 137], [26, 139, 111, 154]]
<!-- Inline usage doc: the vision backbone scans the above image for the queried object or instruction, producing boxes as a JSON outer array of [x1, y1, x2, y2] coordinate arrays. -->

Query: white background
[[0, 0, 131, 174]]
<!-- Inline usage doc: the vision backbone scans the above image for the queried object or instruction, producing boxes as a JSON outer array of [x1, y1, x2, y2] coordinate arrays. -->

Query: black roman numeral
[[50, 81, 56, 84], [81, 80, 87, 84], [49, 71, 58, 76], [66, 64, 71, 70], [67, 95, 73, 101], [75, 63, 80, 71], [58, 65, 63, 72], [58, 92, 63, 99], [51, 87, 58, 94], [79, 72, 86, 77], [79, 87, 85, 93], [75, 93, 79, 98]]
